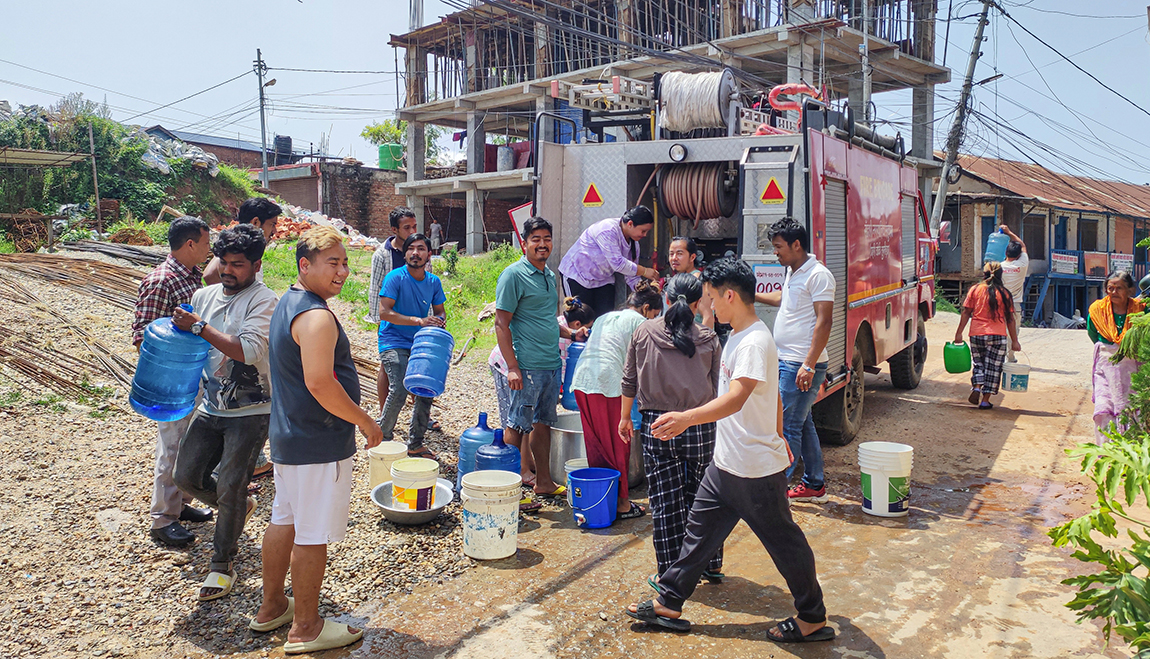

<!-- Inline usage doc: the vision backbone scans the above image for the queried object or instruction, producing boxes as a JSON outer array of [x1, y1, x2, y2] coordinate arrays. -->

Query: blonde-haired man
[[250, 226, 382, 653]]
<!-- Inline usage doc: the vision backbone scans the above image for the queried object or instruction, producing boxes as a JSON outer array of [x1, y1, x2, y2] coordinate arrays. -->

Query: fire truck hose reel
[[657, 163, 737, 228], [658, 69, 738, 133]]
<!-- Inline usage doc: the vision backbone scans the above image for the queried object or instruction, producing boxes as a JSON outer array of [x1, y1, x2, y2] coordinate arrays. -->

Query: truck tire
[[888, 313, 927, 390], [813, 337, 865, 446]]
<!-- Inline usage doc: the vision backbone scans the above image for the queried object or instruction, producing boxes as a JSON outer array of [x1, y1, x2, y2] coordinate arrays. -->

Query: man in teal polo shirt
[[494, 217, 581, 497]]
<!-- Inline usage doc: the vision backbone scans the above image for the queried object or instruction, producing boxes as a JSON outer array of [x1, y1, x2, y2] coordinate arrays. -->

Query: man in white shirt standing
[[625, 257, 832, 644], [755, 219, 835, 503], [998, 224, 1028, 362]]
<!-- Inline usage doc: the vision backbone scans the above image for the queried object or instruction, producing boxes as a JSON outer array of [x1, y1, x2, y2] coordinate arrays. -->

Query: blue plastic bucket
[[404, 327, 455, 398], [568, 467, 620, 528]]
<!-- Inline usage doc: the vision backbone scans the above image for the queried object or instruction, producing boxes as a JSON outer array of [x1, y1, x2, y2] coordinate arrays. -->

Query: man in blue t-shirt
[[377, 233, 447, 458]]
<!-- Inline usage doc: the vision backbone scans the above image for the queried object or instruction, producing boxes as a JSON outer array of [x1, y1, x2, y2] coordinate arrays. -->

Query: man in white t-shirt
[[625, 257, 832, 644], [998, 225, 1028, 362], [755, 219, 835, 503]]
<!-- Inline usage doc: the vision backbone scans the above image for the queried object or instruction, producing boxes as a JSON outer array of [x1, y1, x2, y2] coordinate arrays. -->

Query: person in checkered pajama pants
[[641, 412, 723, 575]]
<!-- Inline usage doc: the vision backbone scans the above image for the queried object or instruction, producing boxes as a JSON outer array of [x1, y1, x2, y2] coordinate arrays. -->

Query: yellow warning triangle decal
[[582, 182, 604, 207], [761, 177, 786, 204]]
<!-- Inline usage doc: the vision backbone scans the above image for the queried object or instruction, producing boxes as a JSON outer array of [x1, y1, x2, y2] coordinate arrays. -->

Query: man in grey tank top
[[249, 226, 382, 654]]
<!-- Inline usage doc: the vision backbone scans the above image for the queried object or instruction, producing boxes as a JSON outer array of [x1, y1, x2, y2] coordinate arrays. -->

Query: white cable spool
[[659, 69, 738, 133]]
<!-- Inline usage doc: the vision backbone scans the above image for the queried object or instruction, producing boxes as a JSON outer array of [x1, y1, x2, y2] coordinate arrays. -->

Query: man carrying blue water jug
[[132, 216, 213, 549], [171, 224, 279, 602], [377, 233, 447, 459]]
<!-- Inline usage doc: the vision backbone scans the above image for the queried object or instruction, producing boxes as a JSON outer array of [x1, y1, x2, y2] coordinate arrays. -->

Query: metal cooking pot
[[549, 411, 645, 489]]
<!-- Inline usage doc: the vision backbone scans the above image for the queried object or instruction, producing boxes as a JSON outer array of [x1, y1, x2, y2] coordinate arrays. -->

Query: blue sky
[[1, 0, 1146, 182]]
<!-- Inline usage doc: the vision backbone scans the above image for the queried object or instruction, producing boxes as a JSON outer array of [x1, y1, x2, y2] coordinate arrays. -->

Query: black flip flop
[[978, 401, 994, 410], [766, 617, 835, 643], [625, 600, 690, 632], [968, 388, 981, 405], [407, 446, 438, 460], [701, 570, 724, 584], [618, 503, 646, 520]]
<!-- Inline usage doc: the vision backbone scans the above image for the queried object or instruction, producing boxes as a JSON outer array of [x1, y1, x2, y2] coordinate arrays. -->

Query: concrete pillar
[[405, 120, 426, 229], [786, 36, 814, 124], [848, 75, 864, 124], [466, 188, 484, 254], [535, 96, 553, 143], [467, 111, 486, 175]]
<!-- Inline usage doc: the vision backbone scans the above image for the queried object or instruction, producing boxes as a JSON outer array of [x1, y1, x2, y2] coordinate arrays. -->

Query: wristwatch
[[801, 364, 815, 374], [190, 321, 206, 336]]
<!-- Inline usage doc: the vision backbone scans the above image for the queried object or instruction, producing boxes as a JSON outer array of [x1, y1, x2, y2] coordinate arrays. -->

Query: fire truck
[[534, 75, 936, 445]]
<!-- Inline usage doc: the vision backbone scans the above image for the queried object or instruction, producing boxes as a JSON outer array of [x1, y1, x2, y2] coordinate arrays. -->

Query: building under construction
[[390, 0, 949, 254]]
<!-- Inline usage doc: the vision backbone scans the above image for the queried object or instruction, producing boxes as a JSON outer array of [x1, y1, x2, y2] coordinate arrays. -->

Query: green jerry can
[[943, 341, 972, 374]]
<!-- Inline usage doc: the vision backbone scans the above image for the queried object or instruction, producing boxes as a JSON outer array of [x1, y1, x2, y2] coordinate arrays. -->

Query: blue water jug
[[631, 399, 641, 430], [130, 303, 210, 422], [404, 326, 455, 398], [456, 412, 496, 490], [984, 228, 1009, 263], [475, 428, 520, 475], [561, 342, 585, 411]]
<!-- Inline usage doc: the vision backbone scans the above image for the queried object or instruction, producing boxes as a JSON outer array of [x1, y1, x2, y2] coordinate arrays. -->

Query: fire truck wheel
[[889, 313, 927, 390], [813, 338, 865, 446]]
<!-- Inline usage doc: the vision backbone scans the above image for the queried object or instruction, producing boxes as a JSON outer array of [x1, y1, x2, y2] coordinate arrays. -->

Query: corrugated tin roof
[[947, 152, 1150, 220], [0, 147, 88, 167]]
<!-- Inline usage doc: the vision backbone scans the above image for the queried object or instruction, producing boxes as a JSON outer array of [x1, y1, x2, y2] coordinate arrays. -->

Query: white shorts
[[270, 457, 354, 545]]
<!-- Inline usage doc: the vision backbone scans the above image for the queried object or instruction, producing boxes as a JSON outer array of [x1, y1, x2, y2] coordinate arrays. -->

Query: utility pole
[[860, 0, 872, 123], [930, 0, 993, 235], [255, 49, 269, 188], [87, 123, 103, 235]]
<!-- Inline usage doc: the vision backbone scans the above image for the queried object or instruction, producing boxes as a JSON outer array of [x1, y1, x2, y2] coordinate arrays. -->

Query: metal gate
[[824, 180, 848, 376]]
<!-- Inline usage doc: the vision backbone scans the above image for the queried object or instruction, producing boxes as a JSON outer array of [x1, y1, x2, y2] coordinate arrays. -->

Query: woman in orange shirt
[[954, 262, 1022, 409]]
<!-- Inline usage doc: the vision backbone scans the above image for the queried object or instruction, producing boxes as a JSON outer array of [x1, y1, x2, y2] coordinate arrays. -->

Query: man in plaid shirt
[[133, 216, 213, 548]]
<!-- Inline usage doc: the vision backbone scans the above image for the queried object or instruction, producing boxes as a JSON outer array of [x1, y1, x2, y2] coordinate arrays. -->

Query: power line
[[998, 2, 1144, 20], [268, 67, 398, 75], [121, 71, 251, 122], [994, 4, 1150, 119]]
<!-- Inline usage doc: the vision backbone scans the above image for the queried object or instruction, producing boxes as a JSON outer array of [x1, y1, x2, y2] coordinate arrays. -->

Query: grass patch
[[259, 237, 519, 351], [106, 214, 170, 246], [935, 288, 959, 314], [33, 395, 68, 414], [0, 389, 21, 405]]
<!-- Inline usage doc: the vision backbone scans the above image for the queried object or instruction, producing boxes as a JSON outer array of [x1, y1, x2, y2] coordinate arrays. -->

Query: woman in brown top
[[619, 273, 724, 585]]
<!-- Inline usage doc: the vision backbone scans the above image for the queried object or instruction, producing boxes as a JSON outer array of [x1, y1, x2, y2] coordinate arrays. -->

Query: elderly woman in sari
[[1088, 271, 1144, 443]]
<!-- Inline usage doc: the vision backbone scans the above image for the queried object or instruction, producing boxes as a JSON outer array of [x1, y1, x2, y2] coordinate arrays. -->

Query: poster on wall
[[1110, 252, 1134, 273], [1050, 252, 1079, 275], [1084, 252, 1108, 278]]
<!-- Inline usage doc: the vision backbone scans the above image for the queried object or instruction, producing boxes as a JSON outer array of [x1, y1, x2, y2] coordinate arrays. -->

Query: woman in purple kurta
[[558, 206, 660, 318]]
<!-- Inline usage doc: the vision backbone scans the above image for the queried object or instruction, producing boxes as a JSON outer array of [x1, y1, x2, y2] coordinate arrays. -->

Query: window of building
[[1023, 214, 1046, 258], [1080, 219, 1098, 252]]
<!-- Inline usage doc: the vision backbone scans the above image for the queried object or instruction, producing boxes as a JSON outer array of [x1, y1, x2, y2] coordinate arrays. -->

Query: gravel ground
[[0, 251, 559, 658]]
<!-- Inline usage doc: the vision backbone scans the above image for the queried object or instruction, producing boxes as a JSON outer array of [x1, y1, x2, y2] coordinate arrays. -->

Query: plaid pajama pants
[[970, 334, 1008, 396], [641, 411, 723, 575]]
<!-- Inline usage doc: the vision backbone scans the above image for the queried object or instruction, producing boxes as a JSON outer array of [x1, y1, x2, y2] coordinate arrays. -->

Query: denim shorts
[[505, 367, 562, 433]]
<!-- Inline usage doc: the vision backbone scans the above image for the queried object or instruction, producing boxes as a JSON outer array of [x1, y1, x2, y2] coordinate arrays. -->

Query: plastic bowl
[[370, 478, 454, 525]]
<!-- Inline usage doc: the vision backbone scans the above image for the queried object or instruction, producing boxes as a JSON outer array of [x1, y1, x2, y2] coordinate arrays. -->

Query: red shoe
[[787, 483, 828, 503]]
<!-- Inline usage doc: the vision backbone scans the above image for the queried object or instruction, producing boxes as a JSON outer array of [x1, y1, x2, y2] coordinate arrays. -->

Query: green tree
[[360, 120, 447, 164]]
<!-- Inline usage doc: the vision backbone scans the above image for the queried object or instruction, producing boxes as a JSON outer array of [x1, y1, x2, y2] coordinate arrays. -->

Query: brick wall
[[269, 175, 320, 211], [319, 163, 406, 238], [188, 142, 263, 169]]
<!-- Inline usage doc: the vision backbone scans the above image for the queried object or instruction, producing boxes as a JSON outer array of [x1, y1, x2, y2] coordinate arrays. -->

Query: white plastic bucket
[[858, 442, 913, 517], [391, 457, 439, 511], [460, 470, 522, 560], [368, 442, 408, 491], [1002, 353, 1030, 393], [564, 458, 588, 505]]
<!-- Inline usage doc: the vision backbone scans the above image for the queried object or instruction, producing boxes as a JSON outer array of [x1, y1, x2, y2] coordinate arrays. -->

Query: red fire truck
[[535, 98, 936, 445]]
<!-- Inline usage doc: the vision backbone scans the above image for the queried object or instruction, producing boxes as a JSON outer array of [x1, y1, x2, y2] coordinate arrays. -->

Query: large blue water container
[[476, 429, 520, 475], [404, 326, 455, 398], [456, 412, 495, 490], [984, 228, 1009, 263], [561, 342, 585, 411], [130, 304, 210, 422]]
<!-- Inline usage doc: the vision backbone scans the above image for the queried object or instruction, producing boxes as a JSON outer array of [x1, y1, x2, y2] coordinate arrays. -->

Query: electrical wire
[[267, 67, 398, 74], [994, 5, 1150, 119], [121, 71, 252, 122]]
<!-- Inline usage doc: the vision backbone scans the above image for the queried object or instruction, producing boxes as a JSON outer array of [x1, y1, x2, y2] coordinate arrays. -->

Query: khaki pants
[[150, 413, 194, 529]]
